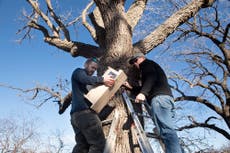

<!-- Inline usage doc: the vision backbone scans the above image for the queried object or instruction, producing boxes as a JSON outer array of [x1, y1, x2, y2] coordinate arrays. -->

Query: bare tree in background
[[5, 0, 218, 152], [0, 117, 39, 153], [42, 130, 71, 153], [166, 0, 229, 151], [0, 117, 70, 153]]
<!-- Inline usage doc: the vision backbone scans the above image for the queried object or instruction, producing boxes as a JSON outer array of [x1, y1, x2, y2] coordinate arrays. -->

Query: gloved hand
[[58, 101, 71, 114]]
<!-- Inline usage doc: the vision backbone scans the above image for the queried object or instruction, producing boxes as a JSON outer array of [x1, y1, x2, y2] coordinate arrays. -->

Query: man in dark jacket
[[70, 58, 115, 153], [125, 52, 183, 153]]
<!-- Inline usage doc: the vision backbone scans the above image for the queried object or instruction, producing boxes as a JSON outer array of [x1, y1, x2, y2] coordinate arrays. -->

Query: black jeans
[[71, 109, 105, 153]]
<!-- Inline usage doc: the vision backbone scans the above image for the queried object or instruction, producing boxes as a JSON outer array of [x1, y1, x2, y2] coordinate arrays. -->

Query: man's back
[[139, 59, 172, 101]]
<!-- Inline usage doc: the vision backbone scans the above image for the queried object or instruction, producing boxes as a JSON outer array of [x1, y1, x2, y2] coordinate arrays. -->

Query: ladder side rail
[[129, 95, 165, 152], [122, 91, 154, 153]]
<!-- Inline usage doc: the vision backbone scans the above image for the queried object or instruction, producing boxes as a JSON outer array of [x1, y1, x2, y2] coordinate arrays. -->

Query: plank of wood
[[103, 110, 119, 153], [84, 67, 127, 113]]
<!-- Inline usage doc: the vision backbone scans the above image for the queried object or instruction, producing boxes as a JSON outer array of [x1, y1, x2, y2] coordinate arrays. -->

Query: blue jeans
[[150, 95, 182, 153]]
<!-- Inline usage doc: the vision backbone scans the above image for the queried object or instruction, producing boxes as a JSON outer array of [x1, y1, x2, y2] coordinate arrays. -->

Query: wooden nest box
[[85, 67, 127, 113]]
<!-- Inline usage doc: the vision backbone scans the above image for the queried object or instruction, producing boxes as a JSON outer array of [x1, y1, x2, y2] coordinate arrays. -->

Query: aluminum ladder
[[122, 91, 154, 153]]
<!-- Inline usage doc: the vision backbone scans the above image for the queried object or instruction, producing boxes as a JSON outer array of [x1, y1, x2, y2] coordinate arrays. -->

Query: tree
[[161, 0, 229, 151], [168, 0, 229, 139], [0, 117, 38, 153], [16, 0, 216, 152], [0, 116, 71, 153]]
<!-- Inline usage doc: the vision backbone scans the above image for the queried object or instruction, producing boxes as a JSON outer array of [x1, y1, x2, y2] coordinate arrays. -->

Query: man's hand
[[135, 93, 146, 103], [122, 81, 133, 89], [103, 75, 115, 87]]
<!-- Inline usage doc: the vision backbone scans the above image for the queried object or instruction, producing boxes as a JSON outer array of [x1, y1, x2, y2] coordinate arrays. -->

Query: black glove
[[58, 101, 71, 115]]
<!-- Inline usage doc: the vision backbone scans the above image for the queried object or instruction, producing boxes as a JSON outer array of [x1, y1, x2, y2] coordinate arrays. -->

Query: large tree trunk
[[93, 1, 141, 152], [100, 12, 141, 153], [100, 93, 142, 153]]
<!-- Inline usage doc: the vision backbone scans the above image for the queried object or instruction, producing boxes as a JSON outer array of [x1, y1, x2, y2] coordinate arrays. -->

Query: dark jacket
[[70, 68, 103, 114], [136, 59, 172, 102]]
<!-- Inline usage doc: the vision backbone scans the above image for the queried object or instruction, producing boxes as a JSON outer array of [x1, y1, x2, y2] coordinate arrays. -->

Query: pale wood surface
[[103, 110, 120, 153], [85, 67, 127, 113]]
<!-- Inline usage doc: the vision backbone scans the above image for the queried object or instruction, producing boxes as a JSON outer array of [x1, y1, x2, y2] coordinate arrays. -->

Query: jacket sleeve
[[132, 85, 142, 94], [73, 69, 104, 85]]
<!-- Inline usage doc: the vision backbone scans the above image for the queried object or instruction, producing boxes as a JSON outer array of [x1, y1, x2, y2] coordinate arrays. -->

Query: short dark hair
[[85, 57, 99, 65]]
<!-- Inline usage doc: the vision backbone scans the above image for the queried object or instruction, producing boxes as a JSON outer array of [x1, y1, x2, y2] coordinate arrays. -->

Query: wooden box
[[85, 67, 127, 113]]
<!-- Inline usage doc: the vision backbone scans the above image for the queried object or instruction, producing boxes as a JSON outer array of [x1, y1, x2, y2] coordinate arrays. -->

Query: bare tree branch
[[0, 83, 61, 108], [175, 96, 222, 115], [82, 1, 97, 41], [168, 1, 229, 139], [46, 0, 70, 41], [28, 20, 49, 37], [223, 23, 230, 43], [126, 0, 148, 30], [175, 3, 230, 72], [133, 0, 216, 54], [88, 7, 106, 47], [27, 0, 59, 37], [177, 116, 230, 139]]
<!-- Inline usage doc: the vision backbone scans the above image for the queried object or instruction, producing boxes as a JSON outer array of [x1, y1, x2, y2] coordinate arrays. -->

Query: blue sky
[[0, 0, 88, 147], [0, 0, 229, 151]]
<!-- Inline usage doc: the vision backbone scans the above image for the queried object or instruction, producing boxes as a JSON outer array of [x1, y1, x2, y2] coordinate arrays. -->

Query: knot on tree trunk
[[70, 45, 78, 57]]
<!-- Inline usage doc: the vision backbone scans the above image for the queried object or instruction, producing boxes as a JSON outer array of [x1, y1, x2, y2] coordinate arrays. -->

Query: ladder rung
[[146, 132, 161, 139], [136, 113, 153, 119]]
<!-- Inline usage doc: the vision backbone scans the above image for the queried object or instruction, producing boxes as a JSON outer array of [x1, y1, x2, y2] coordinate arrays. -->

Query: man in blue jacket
[[125, 52, 183, 153], [70, 58, 115, 153]]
